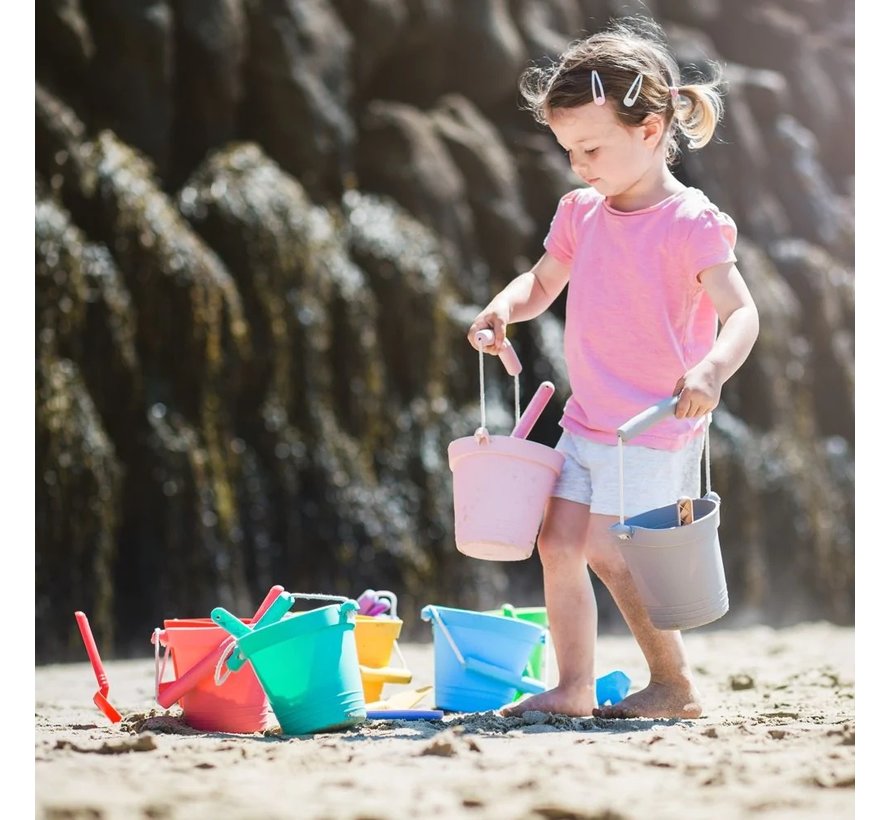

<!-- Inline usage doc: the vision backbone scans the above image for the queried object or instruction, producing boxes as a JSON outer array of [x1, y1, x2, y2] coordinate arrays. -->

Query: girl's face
[[547, 100, 665, 200]]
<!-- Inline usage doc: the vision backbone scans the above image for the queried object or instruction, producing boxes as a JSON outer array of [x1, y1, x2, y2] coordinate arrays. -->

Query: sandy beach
[[34, 621, 854, 819]]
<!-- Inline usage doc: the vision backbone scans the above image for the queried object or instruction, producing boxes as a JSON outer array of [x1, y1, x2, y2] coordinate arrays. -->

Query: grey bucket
[[610, 397, 729, 631]]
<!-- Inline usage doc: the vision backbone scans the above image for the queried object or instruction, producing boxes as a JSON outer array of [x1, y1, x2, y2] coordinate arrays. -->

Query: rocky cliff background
[[35, 0, 854, 661]]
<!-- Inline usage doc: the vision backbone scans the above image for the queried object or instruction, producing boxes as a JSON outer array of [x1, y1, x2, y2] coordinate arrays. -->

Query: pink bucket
[[448, 434, 565, 560], [155, 618, 274, 733]]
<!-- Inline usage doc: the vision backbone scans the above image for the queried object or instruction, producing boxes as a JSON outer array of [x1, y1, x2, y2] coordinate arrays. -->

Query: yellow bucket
[[354, 615, 412, 702]]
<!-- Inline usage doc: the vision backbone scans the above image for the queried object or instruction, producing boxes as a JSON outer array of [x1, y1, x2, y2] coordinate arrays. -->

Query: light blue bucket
[[420, 605, 546, 712], [211, 595, 366, 735]]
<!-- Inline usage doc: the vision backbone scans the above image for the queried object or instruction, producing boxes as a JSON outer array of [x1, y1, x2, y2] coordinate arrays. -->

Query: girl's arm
[[674, 261, 760, 419], [467, 251, 571, 354]]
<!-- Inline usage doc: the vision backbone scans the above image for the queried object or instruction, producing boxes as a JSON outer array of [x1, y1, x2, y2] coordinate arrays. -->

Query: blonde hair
[[518, 17, 725, 164]]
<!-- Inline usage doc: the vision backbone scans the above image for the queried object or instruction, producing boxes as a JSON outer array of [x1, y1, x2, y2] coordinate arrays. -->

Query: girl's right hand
[[468, 305, 510, 353]]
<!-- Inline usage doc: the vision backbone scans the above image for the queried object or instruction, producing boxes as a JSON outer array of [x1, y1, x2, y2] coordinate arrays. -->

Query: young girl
[[468, 19, 759, 719]]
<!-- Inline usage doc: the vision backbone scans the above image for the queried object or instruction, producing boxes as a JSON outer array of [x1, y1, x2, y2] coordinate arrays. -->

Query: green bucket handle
[[421, 605, 546, 695], [224, 591, 296, 672], [212, 593, 358, 681]]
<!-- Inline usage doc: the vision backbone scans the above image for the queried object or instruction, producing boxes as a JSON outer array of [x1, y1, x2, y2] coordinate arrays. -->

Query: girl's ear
[[640, 113, 664, 146]]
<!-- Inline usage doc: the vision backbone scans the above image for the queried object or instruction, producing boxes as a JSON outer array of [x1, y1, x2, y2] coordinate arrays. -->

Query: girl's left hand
[[673, 360, 722, 419]]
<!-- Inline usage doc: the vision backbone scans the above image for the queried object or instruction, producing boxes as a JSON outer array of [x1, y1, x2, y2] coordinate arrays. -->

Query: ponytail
[[674, 65, 725, 152]]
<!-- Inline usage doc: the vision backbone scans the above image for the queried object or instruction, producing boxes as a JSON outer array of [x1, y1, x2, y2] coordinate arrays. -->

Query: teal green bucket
[[421, 604, 546, 712], [211, 598, 366, 735]]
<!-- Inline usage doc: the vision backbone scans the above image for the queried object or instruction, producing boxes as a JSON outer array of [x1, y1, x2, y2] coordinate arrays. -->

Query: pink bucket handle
[[474, 329, 522, 376]]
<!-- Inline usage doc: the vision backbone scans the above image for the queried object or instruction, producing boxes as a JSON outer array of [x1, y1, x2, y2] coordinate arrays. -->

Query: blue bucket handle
[[464, 657, 546, 694], [421, 605, 546, 695]]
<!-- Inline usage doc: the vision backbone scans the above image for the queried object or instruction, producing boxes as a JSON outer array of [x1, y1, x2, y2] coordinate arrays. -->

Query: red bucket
[[154, 618, 273, 733]]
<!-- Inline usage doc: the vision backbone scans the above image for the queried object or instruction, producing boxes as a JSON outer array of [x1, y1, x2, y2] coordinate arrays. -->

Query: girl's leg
[[585, 513, 702, 719], [500, 497, 595, 717]]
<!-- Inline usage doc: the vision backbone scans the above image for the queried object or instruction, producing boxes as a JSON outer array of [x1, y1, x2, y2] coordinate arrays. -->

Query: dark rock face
[[35, 1, 853, 660]]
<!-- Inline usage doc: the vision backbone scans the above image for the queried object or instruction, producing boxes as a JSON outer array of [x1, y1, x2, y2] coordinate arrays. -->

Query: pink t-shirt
[[544, 186, 738, 451]]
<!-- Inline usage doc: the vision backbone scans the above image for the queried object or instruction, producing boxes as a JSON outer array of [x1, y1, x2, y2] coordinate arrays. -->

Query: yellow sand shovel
[[365, 685, 433, 711], [365, 686, 442, 720]]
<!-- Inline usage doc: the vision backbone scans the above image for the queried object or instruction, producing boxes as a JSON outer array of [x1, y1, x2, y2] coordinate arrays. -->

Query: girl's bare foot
[[499, 684, 595, 718], [593, 680, 703, 719]]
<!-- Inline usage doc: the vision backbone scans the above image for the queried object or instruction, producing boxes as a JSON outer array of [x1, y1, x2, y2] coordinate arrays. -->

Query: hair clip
[[623, 73, 643, 107], [590, 70, 606, 106], [668, 85, 679, 102]]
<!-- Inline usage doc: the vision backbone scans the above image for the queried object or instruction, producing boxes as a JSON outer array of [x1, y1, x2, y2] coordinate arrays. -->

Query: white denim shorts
[[551, 429, 705, 518]]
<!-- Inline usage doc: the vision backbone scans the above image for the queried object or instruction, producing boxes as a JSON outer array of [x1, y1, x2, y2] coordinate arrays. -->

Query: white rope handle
[[290, 592, 349, 604], [153, 628, 168, 701], [618, 438, 625, 526], [479, 347, 487, 430], [391, 640, 409, 670], [704, 412, 712, 496], [213, 640, 238, 687], [478, 346, 521, 431], [618, 414, 712, 525], [514, 374, 520, 429]]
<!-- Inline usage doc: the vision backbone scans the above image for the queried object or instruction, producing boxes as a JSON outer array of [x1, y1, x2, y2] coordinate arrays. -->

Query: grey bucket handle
[[615, 397, 712, 528], [617, 396, 680, 442], [420, 606, 546, 695]]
